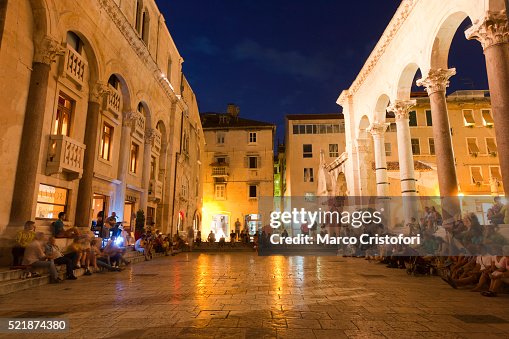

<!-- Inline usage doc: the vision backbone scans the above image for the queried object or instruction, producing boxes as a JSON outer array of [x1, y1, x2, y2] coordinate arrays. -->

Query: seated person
[[207, 231, 216, 244], [45, 236, 77, 280], [135, 235, 152, 260], [103, 236, 129, 267], [12, 220, 36, 266], [482, 246, 509, 297], [22, 232, 61, 283], [53, 212, 80, 238], [66, 237, 84, 269]]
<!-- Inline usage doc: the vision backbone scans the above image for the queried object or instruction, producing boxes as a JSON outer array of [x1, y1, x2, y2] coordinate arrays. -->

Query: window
[[385, 143, 392, 157], [216, 132, 225, 144], [150, 156, 156, 180], [215, 184, 226, 200], [293, 125, 299, 134], [429, 138, 435, 155], [248, 185, 258, 199], [486, 138, 497, 154], [216, 156, 227, 164], [181, 178, 188, 199], [304, 168, 314, 182], [130, 143, 139, 173], [166, 57, 172, 81], [482, 109, 494, 126], [141, 10, 150, 45], [304, 192, 316, 202], [425, 110, 433, 126], [248, 132, 257, 144], [411, 139, 420, 155], [490, 166, 502, 182], [409, 111, 417, 127], [329, 144, 339, 157], [53, 93, 73, 136], [470, 166, 483, 184], [66, 31, 82, 53], [463, 109, 475, 126], [248, 156, 259, 169], [99, 123, 113, 161], [388, 123, 397, 132], [466, 138, 480, 155], [219, 115, 229, 124], [36, 184, 68, 219], [135, 0, 142, 34], [303, 144, 313, 158]]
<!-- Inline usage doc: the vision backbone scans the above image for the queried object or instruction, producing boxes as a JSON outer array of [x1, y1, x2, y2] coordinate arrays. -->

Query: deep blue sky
[[160, 1, 488, 141]]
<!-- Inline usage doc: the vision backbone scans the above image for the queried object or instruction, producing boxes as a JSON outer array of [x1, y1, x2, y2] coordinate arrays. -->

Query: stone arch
[[107, 73, 132, 113], [137, 101, 152, 129], [396, 63, 422, 100], [357, 115, 371, 139], [374, 94, 391, 122], [429, 11, 472, 70], [29, 0, 58, 41]]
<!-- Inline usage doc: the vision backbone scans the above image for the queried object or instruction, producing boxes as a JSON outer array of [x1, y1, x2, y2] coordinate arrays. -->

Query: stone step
[[0, 269, 23, 282]]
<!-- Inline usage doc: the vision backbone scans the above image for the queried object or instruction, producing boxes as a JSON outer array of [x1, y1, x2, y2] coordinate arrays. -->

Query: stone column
[[140, 128, 155, 213], [467, 10, 509, 198], [115, 111, 136, 221], [368, 122, 390, 197], [417, 69, 460, 222], [355, 138, 373, 196], [387, 100, 418, 224], [9, 37, 65, 225], [75, 83, 109, 227]]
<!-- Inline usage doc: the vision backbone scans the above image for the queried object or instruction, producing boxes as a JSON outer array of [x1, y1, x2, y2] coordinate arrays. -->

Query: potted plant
[[134, 209, 145, 241]]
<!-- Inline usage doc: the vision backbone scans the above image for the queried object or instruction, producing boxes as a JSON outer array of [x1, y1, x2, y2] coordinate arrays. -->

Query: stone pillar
[[115, 111, 136, 220], [140, 128, 155, 213], [355, 138, 373, 196], [368, 122, 390, 197], [417, 69, 460, 222], [75, 83, 109, 227], [9, 37, 65, 225], [387, 100, 418, 224], [467, 10, 509, 198]]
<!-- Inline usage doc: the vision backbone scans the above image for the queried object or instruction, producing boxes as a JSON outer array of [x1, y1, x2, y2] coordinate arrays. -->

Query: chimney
[[226, 103, 240, 118]]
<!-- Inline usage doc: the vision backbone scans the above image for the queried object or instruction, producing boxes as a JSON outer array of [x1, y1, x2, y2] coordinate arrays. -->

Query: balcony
[[211, 165, 229, 177], [148, 179, 163, 202], [46, 135, 86, 180], [104, 84, 121, 118], [61, 45, 87, 88]]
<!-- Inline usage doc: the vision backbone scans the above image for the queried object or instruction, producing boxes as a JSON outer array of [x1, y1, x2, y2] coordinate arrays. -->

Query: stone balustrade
[[62, 45, 87, 88], [105, 84, 121, 117], [148, 179, 163, 201], [46, 134, 86, 180]]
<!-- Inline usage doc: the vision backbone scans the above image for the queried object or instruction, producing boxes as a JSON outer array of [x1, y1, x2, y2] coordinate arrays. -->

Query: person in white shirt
[[22, 232, 61, 283]]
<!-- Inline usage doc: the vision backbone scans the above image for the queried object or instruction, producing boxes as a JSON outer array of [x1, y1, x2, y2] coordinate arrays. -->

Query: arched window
[[135, 0, 143, 34], [137, 102, 145, 114], [66, 31, 82, 54], [166, 57, 172, 80], [108, 74, 120, 90]]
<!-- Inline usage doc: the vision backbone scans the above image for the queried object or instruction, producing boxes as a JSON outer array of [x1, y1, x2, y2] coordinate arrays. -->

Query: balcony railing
[[62, 45, 87, 88], [105, 85, 121, 117], [212, 166, 229, 177], [46, 135, 86, 180], [148, 179, 163, 201]]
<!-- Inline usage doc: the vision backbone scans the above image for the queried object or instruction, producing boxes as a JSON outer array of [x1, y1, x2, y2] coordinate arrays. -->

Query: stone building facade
[[201, 105, 275, 240], [0, 0, 203, 261]]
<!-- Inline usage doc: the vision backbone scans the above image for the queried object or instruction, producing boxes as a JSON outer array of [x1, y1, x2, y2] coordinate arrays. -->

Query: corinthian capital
[[33, 36, 66, 65], [367, 122, 389, 138], [89, 82, 111, 103], [466, 10, 509, 50], [122, 110, 137, 127], [386, 100, 416, 120], [416, 68, 456, 95], [144, 128, 157, 145]]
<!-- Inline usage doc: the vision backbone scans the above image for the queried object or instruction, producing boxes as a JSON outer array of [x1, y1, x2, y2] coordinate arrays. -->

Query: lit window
[[463, 110, 475, 126], [385, 143, 392, 157], [429, 138, 435, 155], [486, 138, 497, 154], [425, 110, 433, 126], [411, 139, 420, 155], [471, 167, 483, 184], [99, 123, 113, 161], [36, 184, 68, 219], [248, 156, 258, 169], [409, 111, 417, 127], [490, 167, 502, 182], [248, 185, 258, 199], [215, 184, 226, 200], [130, 143, 139, 173], [216, 132, 225, 144], [329, 144, 339, 157], [303, 144, 312, 158], [53, 93, 73, 136], [249, 132, 257, 144], [481, 109, 494, 126], [467, 138, 480, 155], [304, 168, 314, 182]]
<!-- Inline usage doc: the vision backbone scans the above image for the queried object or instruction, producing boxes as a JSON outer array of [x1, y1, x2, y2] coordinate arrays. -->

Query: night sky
[[160, 1, 488, 141]]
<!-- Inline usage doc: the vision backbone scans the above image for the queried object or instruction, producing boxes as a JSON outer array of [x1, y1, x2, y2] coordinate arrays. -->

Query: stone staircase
[[0, 248, 165, 296]]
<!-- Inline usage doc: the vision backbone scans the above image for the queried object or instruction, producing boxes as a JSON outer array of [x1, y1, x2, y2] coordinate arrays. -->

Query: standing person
[[22, 232, 61, 283], [12, 221, 36, 266], [187, 227, 195, 252], [195, 230, 202, 247], [234, 218, 241, 241], [53, 212, 80, 238]]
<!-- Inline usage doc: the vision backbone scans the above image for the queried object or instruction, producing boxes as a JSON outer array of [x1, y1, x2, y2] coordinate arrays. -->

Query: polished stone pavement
[[0, 253, 508, 339]]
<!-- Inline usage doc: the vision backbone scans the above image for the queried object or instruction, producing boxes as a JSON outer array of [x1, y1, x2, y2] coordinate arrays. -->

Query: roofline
[[286, 114, 344, 120]]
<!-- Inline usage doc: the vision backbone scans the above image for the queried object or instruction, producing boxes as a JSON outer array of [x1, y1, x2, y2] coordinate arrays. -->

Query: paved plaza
[[1, 253, 509, 338]]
